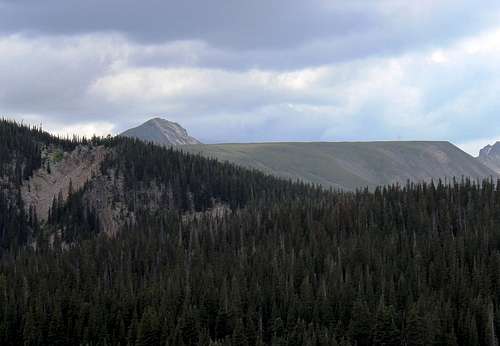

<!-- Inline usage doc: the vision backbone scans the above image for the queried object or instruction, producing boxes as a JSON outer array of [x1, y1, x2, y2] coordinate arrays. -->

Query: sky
[[1, 1, 500, 155]]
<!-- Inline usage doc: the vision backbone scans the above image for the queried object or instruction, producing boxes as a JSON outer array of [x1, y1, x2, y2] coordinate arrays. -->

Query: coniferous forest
[[3, 119, 500, 345]]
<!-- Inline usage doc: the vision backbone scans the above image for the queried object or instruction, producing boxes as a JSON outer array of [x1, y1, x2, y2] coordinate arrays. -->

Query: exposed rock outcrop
[[21, 145, 108, 220]]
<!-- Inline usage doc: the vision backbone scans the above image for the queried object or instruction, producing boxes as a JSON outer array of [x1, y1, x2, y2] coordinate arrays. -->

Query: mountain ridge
[[121, 118, 498, 190], [183, 141, 497, 190]]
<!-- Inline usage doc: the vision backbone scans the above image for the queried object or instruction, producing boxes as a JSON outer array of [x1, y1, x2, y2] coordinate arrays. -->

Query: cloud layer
[[1, 1, 500, 154]]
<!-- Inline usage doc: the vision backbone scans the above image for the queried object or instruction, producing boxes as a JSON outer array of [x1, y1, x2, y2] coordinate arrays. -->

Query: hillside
[[184, 141, 497, 190], [120, 117, 201, 145], [0, 119, 316, 249], [3, 119, 500, 345]]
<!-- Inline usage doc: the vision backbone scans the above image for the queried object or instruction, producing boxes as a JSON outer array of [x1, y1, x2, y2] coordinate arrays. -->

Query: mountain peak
[[120, 117, 201, 146], [146, 117, 179, 126], [478, 141, 500, 174], [479, 141, 500, 158]]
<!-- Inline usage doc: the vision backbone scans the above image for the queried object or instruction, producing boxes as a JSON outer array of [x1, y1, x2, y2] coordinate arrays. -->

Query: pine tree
[[349, 298, 372, 346], [136, 307, 161, 346], [232, 318, 248, 346], [406, 305, 431, 346], [372, 305, 400, 346]]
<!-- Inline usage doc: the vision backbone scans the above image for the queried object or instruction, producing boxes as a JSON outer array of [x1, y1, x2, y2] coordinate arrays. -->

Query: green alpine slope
[[183, 141, 497, 190]]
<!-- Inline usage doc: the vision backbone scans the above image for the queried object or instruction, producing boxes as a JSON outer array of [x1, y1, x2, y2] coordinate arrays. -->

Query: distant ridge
[[120, 120, 497, 190], [478, 141, 500, 174], [120, 118, 201, 146], [184, 141, 498, 190]]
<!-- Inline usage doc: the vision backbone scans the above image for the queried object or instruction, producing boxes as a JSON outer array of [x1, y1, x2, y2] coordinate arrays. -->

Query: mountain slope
[[478, 142, 500, 174], [0, 119, 316, 247], [4, 119, 500, 345], [120, 117, 201, 145], [184, 141, 497, 190]]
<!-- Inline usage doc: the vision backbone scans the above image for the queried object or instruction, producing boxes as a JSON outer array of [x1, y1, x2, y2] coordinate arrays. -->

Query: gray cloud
[[1, 0, 500, 70], [0, 0, 371, 48], [2, 1, 500, 155]]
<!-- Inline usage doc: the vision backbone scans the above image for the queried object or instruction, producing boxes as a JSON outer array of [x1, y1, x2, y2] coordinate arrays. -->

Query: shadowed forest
[[1, 120, 500, 345]]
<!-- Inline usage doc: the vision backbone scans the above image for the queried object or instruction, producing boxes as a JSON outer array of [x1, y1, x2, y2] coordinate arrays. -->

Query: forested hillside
[[2, 119, 500, 345]]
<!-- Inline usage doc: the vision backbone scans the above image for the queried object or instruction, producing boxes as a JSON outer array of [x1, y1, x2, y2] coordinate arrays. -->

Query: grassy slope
[[183, 141, 498, 190]]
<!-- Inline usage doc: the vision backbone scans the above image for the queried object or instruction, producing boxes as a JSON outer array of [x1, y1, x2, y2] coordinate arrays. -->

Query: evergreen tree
[[136, 307, 161, 346]]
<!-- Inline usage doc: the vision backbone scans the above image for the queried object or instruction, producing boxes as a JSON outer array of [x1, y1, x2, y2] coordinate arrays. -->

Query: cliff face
[[19, 145, 164, 236], [19, 143, 223, 237], [21, 145, 108, 220]]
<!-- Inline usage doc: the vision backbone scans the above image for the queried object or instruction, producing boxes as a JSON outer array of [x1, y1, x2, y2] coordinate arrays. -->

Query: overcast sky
[[1, 0, 500, 155]]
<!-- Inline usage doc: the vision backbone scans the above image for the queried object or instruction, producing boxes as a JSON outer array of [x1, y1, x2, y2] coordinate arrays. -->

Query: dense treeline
[[47, 184, 101, 244], [0, 119, 100, 251], [0, 119, 321, 249], [101, 137, 326, 212], [4, 179, 500, 345], [0, 119, 63, 249], [2, 120, 500, 345], [0, 118, 80, 184], [0, 188, 32, 249], [46, 135, 326, 244]]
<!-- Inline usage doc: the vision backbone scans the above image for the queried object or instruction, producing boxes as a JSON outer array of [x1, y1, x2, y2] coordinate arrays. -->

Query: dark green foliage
[[349, 299, 372, 346], [372, 305, 400, 345], [0, 188, 30, 250], [136, 307, 161, 346], [406, 304, 432, 346], [47, 184, 100, 243], [100, 136, 323, 212], [0, 118, 78, 184], [0, 119, 97, 251], [2, 119, 500, 345]]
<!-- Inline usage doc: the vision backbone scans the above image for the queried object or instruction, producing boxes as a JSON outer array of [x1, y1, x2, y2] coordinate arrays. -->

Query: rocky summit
[[478, 141, 500, 174], [120, 117, 201, 146]]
